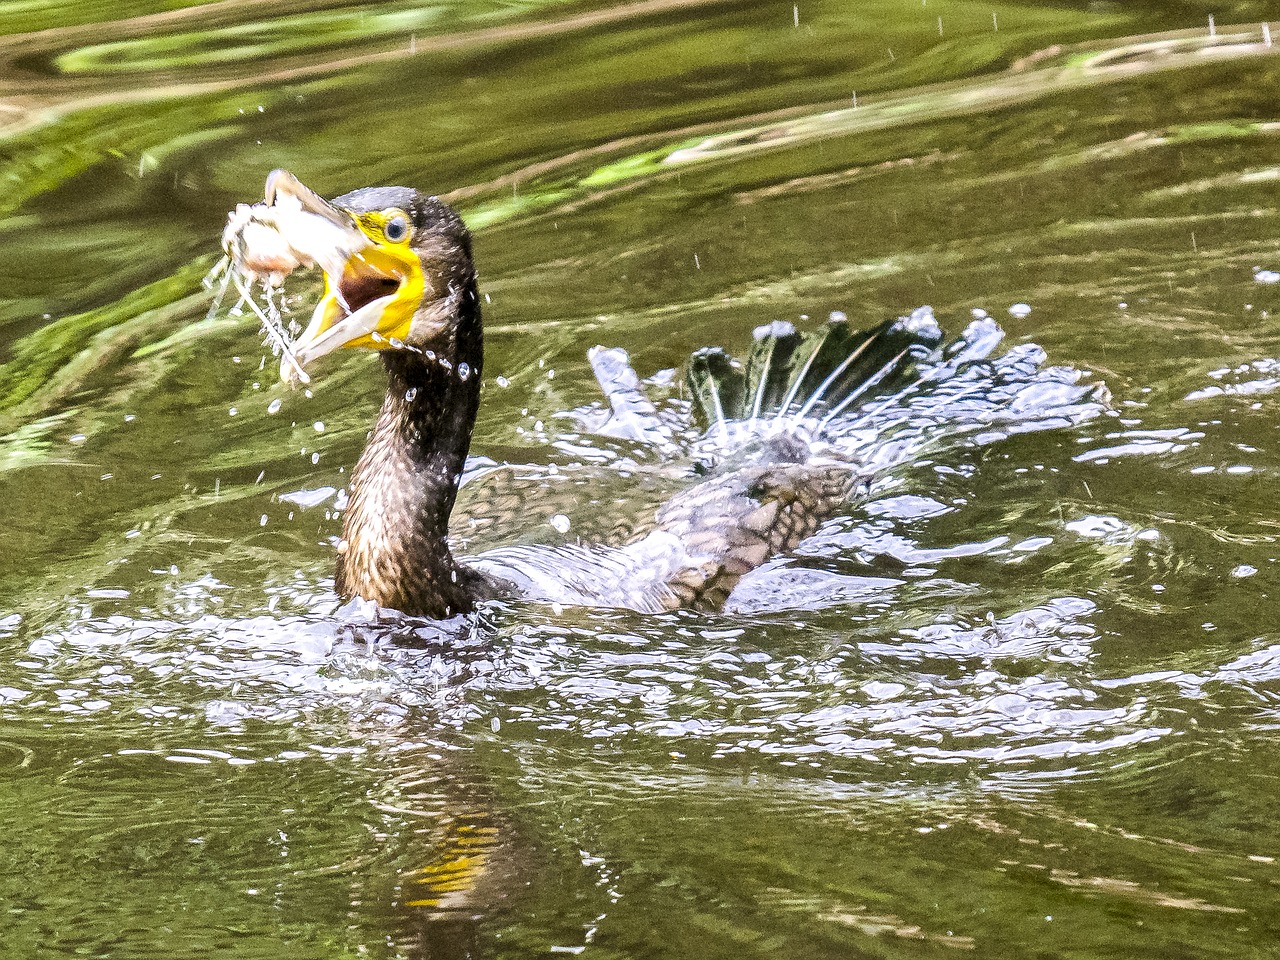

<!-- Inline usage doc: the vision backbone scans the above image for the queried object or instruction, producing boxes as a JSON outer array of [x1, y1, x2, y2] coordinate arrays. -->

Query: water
[[3, 1, 1280, 956]]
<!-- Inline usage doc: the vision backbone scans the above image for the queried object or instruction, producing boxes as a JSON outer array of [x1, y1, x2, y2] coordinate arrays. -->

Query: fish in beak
[[222, 169, 427, 386]]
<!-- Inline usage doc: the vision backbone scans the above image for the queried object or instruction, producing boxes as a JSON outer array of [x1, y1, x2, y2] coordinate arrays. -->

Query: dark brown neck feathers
[[335, 298, 484, 618]]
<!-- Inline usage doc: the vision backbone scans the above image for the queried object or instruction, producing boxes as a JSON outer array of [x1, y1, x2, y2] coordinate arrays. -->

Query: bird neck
[[336, 303, 483, 618]]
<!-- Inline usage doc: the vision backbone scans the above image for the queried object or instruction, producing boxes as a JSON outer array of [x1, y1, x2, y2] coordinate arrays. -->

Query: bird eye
[[384, 213, 410, 243]]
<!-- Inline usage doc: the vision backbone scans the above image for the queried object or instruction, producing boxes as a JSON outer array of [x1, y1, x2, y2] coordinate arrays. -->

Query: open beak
[[257, 170, 423, 385], [286, 248, 410, 384]]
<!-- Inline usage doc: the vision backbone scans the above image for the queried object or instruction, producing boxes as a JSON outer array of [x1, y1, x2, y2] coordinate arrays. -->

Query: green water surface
[[2, 1, 1280, 957]]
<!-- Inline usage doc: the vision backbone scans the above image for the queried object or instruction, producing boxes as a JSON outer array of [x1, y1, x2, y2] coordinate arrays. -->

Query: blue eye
[[385, 214, 409, 242]]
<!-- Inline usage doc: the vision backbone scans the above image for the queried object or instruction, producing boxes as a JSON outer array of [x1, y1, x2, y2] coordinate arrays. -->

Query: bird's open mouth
[[222, 169, 425, 386], [292, 244, 420, 382], [340, 270, 402, 316]]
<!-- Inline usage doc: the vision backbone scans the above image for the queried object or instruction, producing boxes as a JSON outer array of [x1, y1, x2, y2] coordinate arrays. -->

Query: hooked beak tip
[[264, 169, 354, 232], [279, 352, 312, 388], [264, 168, 296, 205]]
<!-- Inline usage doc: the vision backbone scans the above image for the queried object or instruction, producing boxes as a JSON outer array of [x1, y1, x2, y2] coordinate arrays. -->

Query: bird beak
[[264, 169, 351, 232], [252, 171, 423, 385]]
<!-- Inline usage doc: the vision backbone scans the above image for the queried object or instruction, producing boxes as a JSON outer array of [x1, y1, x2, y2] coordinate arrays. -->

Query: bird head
[[254, 170, 477, 385]]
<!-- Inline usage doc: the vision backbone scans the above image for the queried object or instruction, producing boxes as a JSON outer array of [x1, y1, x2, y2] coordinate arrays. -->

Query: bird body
[[218, 171, 1103, 620]]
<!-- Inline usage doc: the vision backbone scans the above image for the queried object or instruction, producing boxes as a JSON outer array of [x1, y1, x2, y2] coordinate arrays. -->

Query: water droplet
[[313, 421, 325, 433], [267, 398, 283, 415]]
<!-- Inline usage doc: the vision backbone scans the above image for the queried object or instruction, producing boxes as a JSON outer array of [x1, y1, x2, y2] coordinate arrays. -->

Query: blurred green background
[[1, 2, 1279, 957]]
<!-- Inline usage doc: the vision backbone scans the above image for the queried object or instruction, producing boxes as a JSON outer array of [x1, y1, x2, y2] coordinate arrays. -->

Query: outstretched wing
[[468, 309, 1105, 615]]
